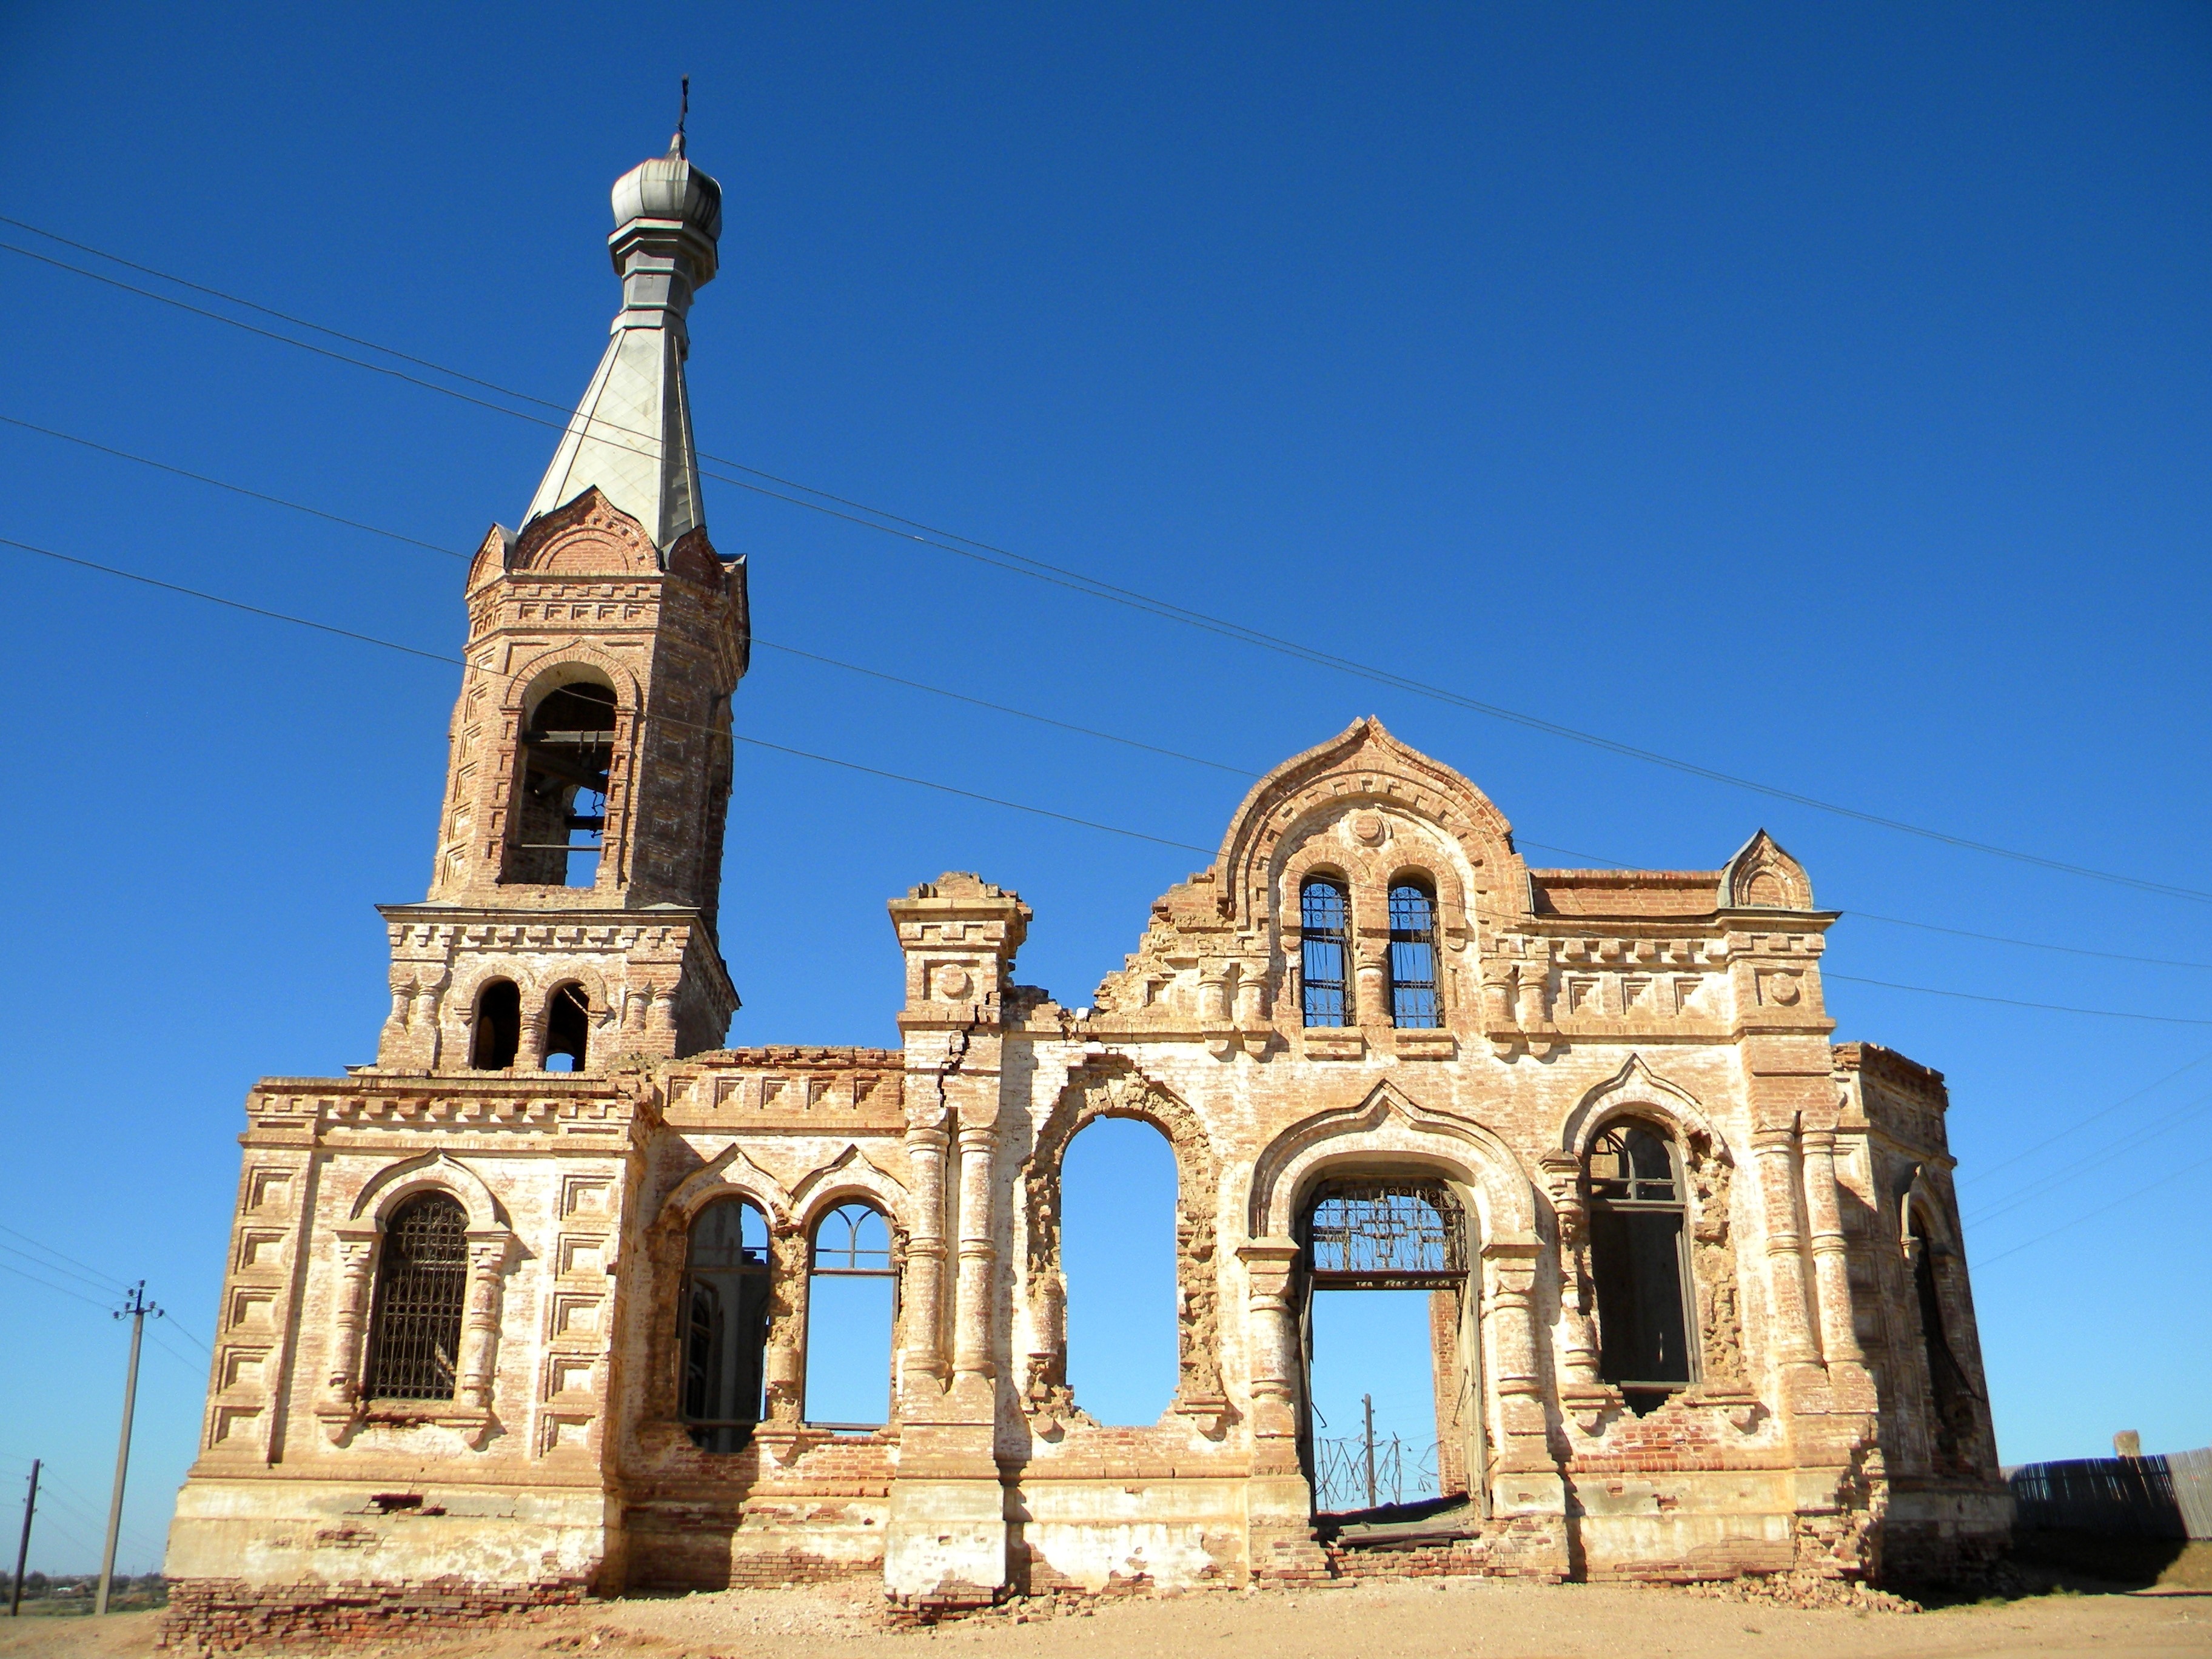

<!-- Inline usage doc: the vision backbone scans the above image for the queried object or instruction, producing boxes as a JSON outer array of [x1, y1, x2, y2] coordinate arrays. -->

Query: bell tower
[[375, 132, 749, 1074]]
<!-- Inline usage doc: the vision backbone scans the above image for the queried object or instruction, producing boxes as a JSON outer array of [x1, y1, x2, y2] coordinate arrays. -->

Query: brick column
[[899, 1118, 950, 1398], [1751, 1124, 1825, 1373]]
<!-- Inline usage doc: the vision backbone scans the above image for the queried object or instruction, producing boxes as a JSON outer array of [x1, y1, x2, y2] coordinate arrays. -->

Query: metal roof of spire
[[523, 130, 723, 555]]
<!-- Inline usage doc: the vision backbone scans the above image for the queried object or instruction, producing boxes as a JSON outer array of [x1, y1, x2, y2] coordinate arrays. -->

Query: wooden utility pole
[[95, 1283, 156, 1616], [10, 1460, 36, 1615]]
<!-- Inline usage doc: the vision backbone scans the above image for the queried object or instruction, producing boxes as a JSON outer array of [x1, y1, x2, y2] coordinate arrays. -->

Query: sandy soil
[[3, 1576, 2206, 1659]]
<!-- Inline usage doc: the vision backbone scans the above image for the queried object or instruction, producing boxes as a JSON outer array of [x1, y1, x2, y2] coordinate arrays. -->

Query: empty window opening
[[1062, 1117, 1179, 1424], [1299, 1180, 1475, 1520], [364, 1193, 469, 1401], [803, 1202, 896, 1430], [507, 679, 615, 888], [1301, 877, 1352, 1027], [1388, 880, 1441, 1028], [1586, 1121, 1695, 1410], [1911, 1215, 1976, 1469], [681, 1197, 771, 1453], [469, 979, 521, 1070], [543, 984, 589, 1072]]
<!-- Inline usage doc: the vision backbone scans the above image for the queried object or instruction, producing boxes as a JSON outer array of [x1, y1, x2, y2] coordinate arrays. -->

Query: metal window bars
[[364, 1195, 469, 1401], [1387, 883, 1442, 1028], [1300, 877, 1351, 1027], [1304, 1180, 1467, 1286]]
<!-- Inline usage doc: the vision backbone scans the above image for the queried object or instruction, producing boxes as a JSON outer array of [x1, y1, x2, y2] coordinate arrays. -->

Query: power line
[[0, 1227, 130, 1295], [0, 414, 463, 561], [1967, 1085, 2212, 1230], [5, 223, 2208, 905], [1974, 1150, 2212, 1270], [1820, 973, 2212, 1026], [12, 410, 2212, 988], [1842, 909, 2212, 972], [0, 1261, 115, 1313], [0, 1244, 126, 1302], [0, 532, 1212, 856], [16, 525, 2212, 1048], [1957, 1049, 2212, 1188]]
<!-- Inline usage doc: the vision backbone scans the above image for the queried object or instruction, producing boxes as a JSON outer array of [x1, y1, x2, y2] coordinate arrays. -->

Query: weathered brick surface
[[165, 141, 2012, 1622], [158, 1579, 584, 1654]]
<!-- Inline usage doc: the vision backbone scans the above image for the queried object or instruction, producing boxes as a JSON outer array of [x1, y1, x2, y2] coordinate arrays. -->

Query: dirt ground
[[3, 1574, 2207, 1659]]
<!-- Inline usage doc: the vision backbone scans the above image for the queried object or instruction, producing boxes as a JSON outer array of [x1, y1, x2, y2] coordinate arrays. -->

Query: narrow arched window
[[1388, 880, 1441, 1028], [471, 979, 521, 1070], [506, 679, 617, 888], [364, 1193, 469, 1401], [1301, 877, 1351, 1027], [1586, 1121, 1694, 1406], [805, 1203, 896, 1430], [544, 984, 589, 1071], [681, 1198, 771, 1453], [1911, 1214, 1974, 1467]]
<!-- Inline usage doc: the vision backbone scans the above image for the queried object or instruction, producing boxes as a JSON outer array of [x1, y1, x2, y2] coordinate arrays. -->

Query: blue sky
[[1, 2, 2207, 1570]]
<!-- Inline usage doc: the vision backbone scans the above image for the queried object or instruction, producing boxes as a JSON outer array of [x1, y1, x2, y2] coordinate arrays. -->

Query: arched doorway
[[1295, 1175, 1483, 1523]]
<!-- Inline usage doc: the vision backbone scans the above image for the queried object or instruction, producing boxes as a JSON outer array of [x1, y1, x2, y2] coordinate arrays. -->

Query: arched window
[[1910, 1214, 1975, 1468], [1585, 1121, 1695, 1406], [804, 1203, 896, 1430], [544, 984, 589, 1072], [1061, 1118, 1178, 1424], [681, 1198, 771, 1453], [470, 980, 521, 1070], [1300, 877, 1352, 1027], [364, 1193, 470, 1401], [1387, 880, 1441, 1028], [506, 678, 616, 888]]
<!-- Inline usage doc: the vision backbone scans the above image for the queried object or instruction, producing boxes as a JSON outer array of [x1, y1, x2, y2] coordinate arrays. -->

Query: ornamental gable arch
[[1219, 719, 1531, 942]]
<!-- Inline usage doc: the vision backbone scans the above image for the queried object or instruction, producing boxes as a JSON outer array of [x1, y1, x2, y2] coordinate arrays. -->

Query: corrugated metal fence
[[2009, 1447, 2212, 1540]]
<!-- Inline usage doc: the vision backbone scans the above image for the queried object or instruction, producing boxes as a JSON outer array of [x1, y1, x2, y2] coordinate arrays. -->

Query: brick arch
[[348, 1152, 508, 1233], [1216, 717, 1529, 936], [509, 485, 662, 577], [1023, 1064, 1225, 1427]]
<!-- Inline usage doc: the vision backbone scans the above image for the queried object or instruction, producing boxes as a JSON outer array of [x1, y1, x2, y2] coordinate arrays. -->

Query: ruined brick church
[[164, 137, 2009, 1637]]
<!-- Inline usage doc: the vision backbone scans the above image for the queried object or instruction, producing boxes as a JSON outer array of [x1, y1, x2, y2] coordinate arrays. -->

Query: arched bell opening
[[504, 677, 617, 888]]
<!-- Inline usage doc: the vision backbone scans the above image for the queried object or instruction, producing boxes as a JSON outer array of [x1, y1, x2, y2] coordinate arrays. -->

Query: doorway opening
[[1298, 1177, 1482, 1533]]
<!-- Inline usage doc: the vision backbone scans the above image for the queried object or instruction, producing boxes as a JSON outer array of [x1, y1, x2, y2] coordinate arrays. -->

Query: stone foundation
[[158, 1578, 586, 1654]]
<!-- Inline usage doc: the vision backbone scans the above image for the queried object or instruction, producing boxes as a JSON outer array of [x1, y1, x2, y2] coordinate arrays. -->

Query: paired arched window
[[1387, 881, 1441, 1028], [680, 1198, 771, 1453], [506, 677, 617, 888], [1299, 873, 1446, 1028], [544, 984, 589, 1071], [805, 1203, 896, 1430], [470, 980, 521, 1070], [364, 1193, 470, 1401], [1584, 1121, 1695, 1401], [1300, 877, 1351, 1027]]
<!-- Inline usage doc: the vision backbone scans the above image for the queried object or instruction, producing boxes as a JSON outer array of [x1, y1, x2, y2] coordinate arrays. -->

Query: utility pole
[[1362, 1393, 1377, 1509], [10, 1460, 36, 1616], [95, 1282, 158, 1617]]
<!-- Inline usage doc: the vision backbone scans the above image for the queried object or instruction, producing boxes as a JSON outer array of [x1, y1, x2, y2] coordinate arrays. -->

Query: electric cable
[[5, 225, 2207, 903], [1974, 1149, 2212, 1269], [10, 528, 2212, 1037]]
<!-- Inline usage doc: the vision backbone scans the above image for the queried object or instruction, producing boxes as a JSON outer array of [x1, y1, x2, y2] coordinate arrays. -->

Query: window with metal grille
[[1584, 1121, 1694, 1397], [1302, 1181, 1466, 1287], [805, 1203, 897, 1430], [681, 1198, 771, 1453], [504, 678, 616, 888], [364, 1194, 470, 1401], [1387, 881, 1441, 1028], [1301, 877, 1351, 1027]]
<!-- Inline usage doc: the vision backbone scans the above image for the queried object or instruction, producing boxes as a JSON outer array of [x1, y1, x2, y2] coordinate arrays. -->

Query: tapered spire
[[524, 136, 723, 554]]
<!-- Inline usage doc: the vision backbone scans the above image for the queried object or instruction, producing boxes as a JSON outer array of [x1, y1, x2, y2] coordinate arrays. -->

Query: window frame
[[1583, 1119, 1699, 1398], [1299, 875, 1353, 1028], [363, 1191, 471, 1403], [677, 1195, 773, 1453], [802, 1201, 899, 1433], [1386, 877, 1443, 1028]]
